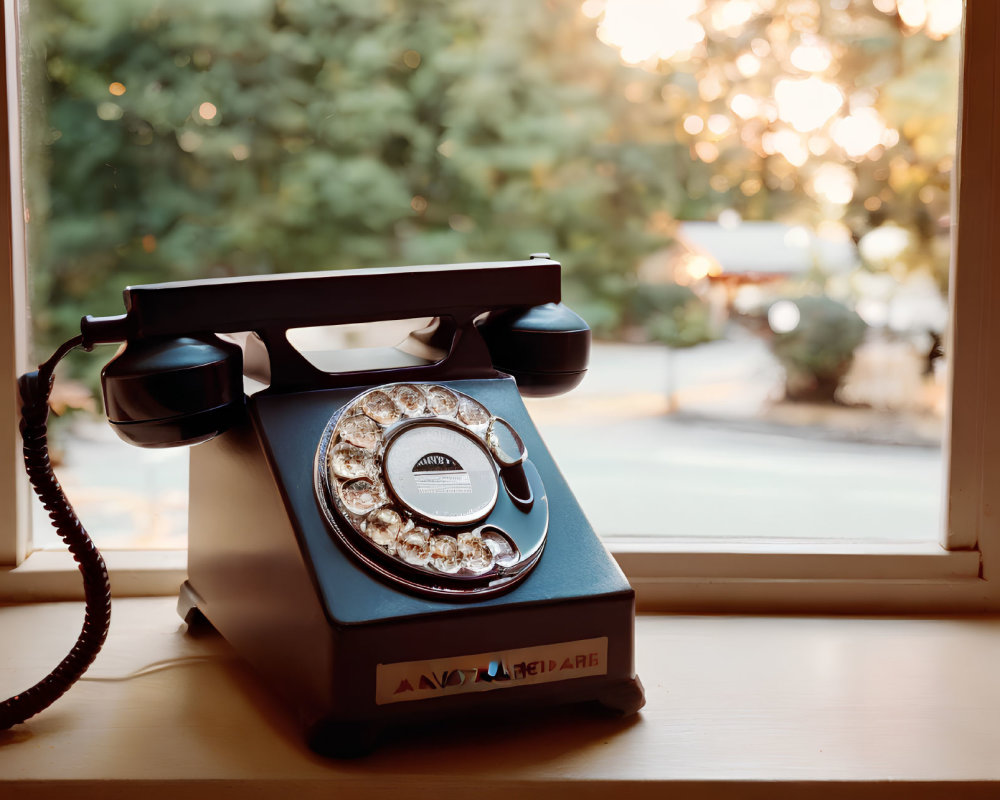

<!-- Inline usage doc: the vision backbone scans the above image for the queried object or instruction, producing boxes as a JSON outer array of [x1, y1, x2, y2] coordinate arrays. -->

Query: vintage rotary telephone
[[1, 256, 644, 755]]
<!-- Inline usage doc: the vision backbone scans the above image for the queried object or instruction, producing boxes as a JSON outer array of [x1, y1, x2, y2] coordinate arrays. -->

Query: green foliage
[[769, 296, 868, 402], [24, 0, 683, 363], [21, 0, 958, 376], [628, 283, 714, 349]]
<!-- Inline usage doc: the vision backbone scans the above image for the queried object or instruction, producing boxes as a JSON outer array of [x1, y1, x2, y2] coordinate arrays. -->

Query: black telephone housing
[[84, 256, 643, 755]]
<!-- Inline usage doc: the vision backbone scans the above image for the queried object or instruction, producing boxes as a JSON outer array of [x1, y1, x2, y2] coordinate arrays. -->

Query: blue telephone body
[[83, 256, 644, 755]]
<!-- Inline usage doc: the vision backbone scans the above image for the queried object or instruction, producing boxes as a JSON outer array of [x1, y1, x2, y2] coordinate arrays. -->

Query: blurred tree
[[22, 0, 960, 370], [628, 281, 714, 348], [24, 0, 689, 359], [591, 0, 958, 293], [628, 280, 715, 410]]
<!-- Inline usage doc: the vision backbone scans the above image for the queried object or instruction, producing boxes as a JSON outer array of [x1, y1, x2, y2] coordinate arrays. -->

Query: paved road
[[522, 336, 941, 542], [30, 339, 943, 549], [531, 411, 941, 543]]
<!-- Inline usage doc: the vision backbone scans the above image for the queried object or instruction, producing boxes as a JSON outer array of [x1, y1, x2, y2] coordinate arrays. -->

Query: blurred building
[[638, 219, 860, 331], [639, 219, 858, 288]]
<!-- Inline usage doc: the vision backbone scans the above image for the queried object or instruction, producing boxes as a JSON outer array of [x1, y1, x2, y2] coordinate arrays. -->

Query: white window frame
[[2, 1, 998, 612], [0, 0, 27, 571]]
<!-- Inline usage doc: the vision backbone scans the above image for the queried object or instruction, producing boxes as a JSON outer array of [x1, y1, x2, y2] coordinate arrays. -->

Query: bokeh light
[[774, 77, 843, 132], [831, 108, 889, 159], [790, 39, 833, 72], [597, 0, 706, 64], [768, 300, 801, 334], [812, 162, 856, 205]]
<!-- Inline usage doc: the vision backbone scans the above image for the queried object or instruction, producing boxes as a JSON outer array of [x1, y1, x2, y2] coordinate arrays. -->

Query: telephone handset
[[3, 257, 643, 756]]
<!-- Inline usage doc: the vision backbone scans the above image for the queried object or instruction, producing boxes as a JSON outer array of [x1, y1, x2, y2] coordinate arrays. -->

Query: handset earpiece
[[476, 302, 590, 397], [101, 334, 244, 447]]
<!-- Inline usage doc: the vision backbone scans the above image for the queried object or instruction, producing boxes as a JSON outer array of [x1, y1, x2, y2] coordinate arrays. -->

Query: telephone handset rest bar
[[82, 259, 561, 344]]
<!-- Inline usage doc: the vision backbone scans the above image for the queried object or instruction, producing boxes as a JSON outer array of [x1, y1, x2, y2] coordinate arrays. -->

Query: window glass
[[23, 0, 959, 548]]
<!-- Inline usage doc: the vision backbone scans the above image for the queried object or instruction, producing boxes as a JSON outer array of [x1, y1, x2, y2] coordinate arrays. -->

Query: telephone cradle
[[12, 256, 645, 756]]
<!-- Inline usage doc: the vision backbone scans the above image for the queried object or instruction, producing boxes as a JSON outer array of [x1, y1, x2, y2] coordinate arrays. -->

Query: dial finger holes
[[318, 382, 541, 592]]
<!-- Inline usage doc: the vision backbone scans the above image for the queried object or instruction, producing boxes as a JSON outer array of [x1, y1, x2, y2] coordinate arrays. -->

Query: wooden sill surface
[[2, 598, 1000, 799]]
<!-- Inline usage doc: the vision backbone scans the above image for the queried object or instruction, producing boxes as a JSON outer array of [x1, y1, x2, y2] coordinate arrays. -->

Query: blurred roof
[[678, 220, 858, 276]]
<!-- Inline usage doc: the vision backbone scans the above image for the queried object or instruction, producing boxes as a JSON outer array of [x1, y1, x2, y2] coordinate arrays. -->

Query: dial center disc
[[382, 423, 498, 526]]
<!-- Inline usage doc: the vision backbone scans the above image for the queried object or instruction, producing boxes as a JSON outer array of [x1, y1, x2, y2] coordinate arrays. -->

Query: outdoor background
[[20, 0, 960, 548]]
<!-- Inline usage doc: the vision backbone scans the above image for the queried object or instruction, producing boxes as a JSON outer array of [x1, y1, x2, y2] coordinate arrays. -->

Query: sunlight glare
[[597, 0, 706, 64], [707, 114, 731, 135], [684, 254, 715, 280], [808, 135, 832, 156], [774, 76, 843, 132], [859, 224, 910, 265], [764, 128, 809, 166], [831, 108, 889, 159], [710, 0, 758, 34], [897, 0, 929, 29], [683, 114, 705, 134], [730, 93, 758, 119], [735, 52, 762, 77], [768, 300, 800, 334], [811, 162, 856, 205], [925, 0, 963, 39], [790, 40, 833, 72]]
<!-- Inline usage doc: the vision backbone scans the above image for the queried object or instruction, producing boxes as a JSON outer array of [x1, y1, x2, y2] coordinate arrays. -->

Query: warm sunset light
[[875, 0, 962, 38], [790, 40, 833, 73], [587, 0, 959, 179], [764, 128, 808, 166], [811, 162, 856, 205], [710, 0, 757, 33], [924, 0, 963, 38], [729, 94, 757, 120], [774, 77, 843, 133], [831, 108, 890, 159], [596, 0, 706, 64], [683, 253, 716, 281], [683, 114, 705, 135]]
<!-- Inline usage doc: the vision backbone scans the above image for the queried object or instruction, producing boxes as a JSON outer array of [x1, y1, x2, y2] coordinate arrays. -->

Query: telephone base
[[179, 573, 645, 758], [183, 379, 644, 756], [594, 675, 646, 717], [303, 675, 647, 758], [177, 580, 214, 635]]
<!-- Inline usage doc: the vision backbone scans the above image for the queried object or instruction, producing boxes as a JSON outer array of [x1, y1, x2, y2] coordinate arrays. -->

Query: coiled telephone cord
[[0, 335, 112, 730]]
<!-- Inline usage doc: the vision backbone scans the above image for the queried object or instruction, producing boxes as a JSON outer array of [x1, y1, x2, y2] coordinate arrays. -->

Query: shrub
[[628, 283, 715, 349], [769, 295, 867, 402]]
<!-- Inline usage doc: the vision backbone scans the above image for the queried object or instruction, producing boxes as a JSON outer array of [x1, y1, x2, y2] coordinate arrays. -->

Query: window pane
[[23, 0, 958, 548]]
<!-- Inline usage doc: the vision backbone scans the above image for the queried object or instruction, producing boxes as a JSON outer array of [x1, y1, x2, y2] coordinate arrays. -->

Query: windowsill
[[2, 598, 999, 798], [0, 548, 186, 600], [2, 543, 992, 614]]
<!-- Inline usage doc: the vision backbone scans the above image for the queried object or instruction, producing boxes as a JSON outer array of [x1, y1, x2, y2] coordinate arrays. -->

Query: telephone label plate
[[375, 637, 608, 705]]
